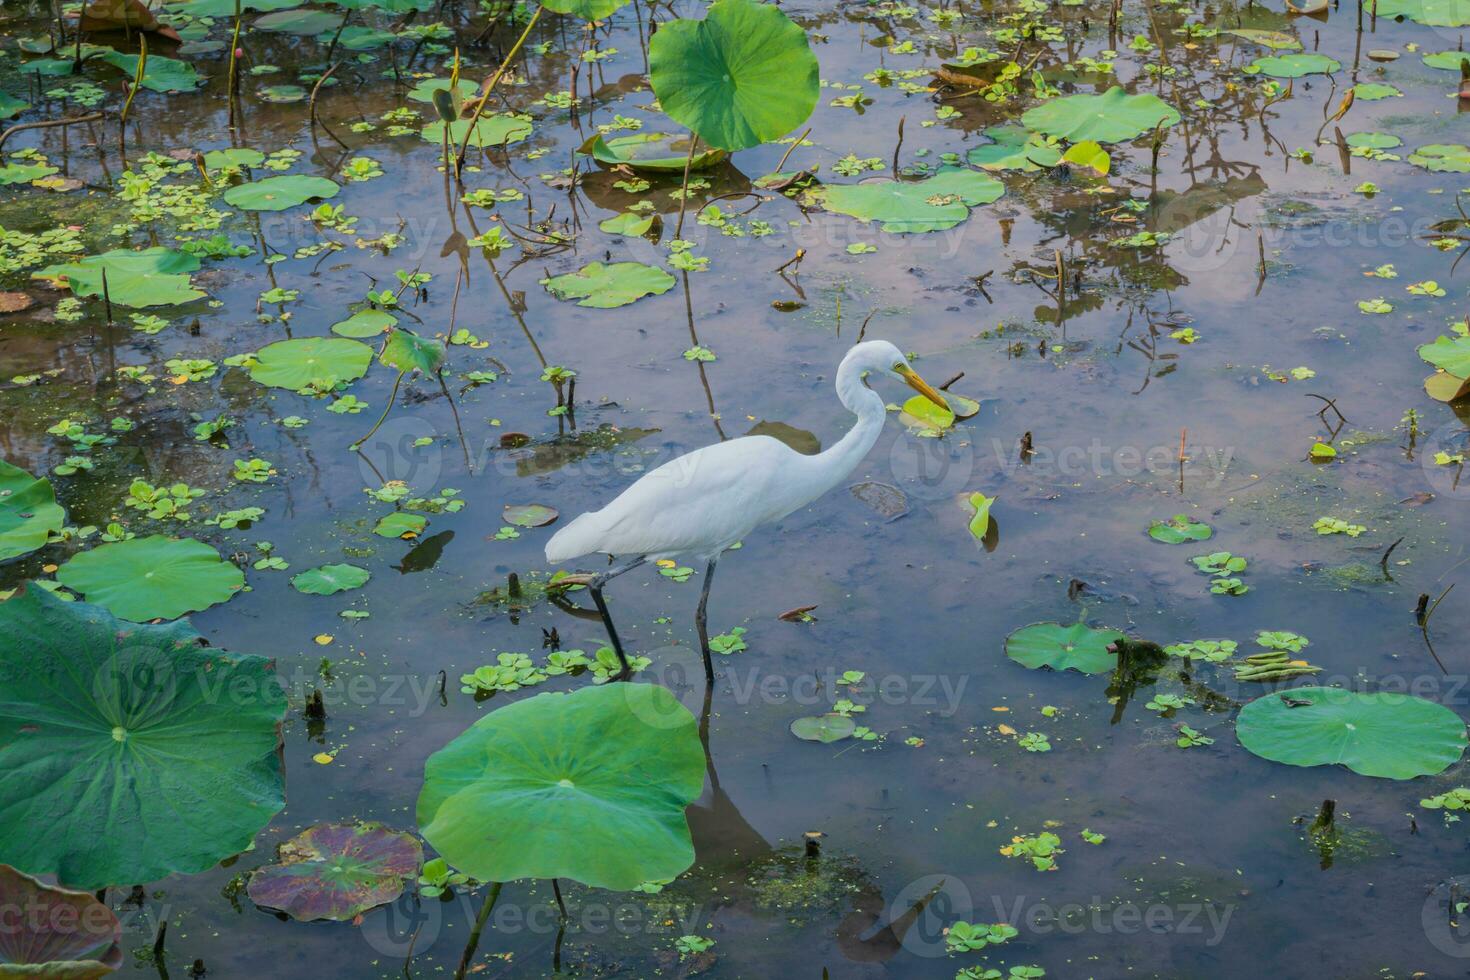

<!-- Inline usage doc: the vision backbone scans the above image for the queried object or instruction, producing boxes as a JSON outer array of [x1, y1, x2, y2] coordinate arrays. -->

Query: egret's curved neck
[[811, 356, 887, 491]]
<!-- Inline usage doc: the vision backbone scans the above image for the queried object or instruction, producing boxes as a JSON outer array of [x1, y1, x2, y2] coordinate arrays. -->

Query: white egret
[[546, 340, 949, 682]]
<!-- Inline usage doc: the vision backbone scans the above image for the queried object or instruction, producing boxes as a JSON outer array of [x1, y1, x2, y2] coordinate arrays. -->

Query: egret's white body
[[545, 340, 948, 680], [547, 341, 924, 564]]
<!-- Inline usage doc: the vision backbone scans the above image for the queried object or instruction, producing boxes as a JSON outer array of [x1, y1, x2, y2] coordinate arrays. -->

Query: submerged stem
[[455, 882, 504, 980]]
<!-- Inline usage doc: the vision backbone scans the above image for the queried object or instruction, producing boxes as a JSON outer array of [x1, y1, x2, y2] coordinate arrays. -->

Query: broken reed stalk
[[0, 111, 103, 159], [455, 5, 544, 175]]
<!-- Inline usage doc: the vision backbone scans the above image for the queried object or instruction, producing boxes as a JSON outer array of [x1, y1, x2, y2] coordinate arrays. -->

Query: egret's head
[[851, 340, 949, 411]]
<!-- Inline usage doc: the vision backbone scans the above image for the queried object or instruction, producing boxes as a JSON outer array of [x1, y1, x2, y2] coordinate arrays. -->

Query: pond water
[[3, 0, 1470, 976]]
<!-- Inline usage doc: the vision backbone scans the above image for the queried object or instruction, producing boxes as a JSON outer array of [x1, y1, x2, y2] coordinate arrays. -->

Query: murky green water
[[3, 0, 1470, 975]]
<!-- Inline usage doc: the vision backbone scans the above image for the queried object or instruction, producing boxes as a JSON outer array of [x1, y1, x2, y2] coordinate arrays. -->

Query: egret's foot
[[556, 571, 599, 588]]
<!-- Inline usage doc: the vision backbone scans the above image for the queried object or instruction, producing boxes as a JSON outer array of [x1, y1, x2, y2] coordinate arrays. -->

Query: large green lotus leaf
[[807, 168, 1005, 233], [1410, 144, 1470, 173], [0, 587, 286, 889], [290, 563, 370, 595], [246, 822, 421, 921], [249, 337, 374, 390], [1248, 53, 1341, 77], [0, 864, 122, 977], [97, 50, 200, 93], [541, 0, 630, 19], [34, 247, 204, 308], [223, 175, 339, 212], [1418, 335, 1470, 377], [405, 77, 479, 104], [1021, 86, 1180, 144], [580, 132, 728, 171], [541, 261, 676, 308], [417, 684, 705, 890], [1236, 687, 1467, 779], [0, 91, 29, 120], [1005, 621, 1124, 674], [55, 535, 244, 621], [1371, 0, 1470, 25], [332, 308, 397, 338], [648, 0, 819, 151], [966, 125, 1061, 171], [255, 8, 341, 32], [381, 327, 445, 376], [420, 116, 532, 149], [164, 0, 303, 15], [0, 460, 65, 563]]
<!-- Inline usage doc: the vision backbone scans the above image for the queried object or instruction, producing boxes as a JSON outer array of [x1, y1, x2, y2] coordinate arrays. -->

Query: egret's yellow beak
[[896, 363, 949, 411]]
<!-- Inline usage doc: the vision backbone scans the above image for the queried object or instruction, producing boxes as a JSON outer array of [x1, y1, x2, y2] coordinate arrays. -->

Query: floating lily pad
[[255, 8, 341, 32], [247, 822, 421, 921], [580, 132, 728, 171], [1224, 28, 1302, 49], [0, 162, 58, 185], [374, 512, 427, 538], [1418, 335, 1470, 377], [1352, 82, 1402, 100], [1021, 86, 1180, 144], [405, 76, 479, 104], [204, 147, 267, 171], [380, 327, 445, 376], [420, 115, 532, 149], [1370, 0, 1470, 26], [97, 50, 200, 93], [0, 586, 285, 888], [34, 247, 204, 308], [249, 337, 374, 390], [0, 91, 29, 119], [55, 535, 244, 621], [899, 394, 957, 433], [1409, 144, 1470, 173], [1005, 621, 1124, 674], [258, 84, 306, 103], [224, 175, 340, 211], [806, 168, 1004, 233], [1237, 687, 1467, 779], [503, 504, 558, 527], [648, 0, 819, 151], [164, 0, 302, 14], [0, 459, 64, 563], [1345, 131, 1403, 149], [1248, 53, 1341, 77], [291, 563, 370, 595], [0, 863, 122, 976], [966, 126, 1062, 172], [541, 261, 676, 308], [790, 713, 856, 743], [1148, 514, 1213, 543], [332, 308, 396, 337], [417, 683, 706, 890], [542, 0, 631, 19]]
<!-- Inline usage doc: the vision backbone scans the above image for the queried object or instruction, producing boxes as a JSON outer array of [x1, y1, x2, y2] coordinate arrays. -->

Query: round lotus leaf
[[417, 683, 706, 890], [380, 327, 446, 376], [332, 308, 397, 338], [223, 174, 340, 212], [0, 459, 64, 563], [1148, 514, 1213, 544], [1409, 144, 1470, 174], [1021, 86, 1180, 144], [790, 713, 856, 743], [1420, 335, 1470, 377], [1370, 0, 1470, 26], [32, 247, 204, 308], [1223, 28, 1302, 49], [247, 822, 422, 921], [0, 586, 286, 888], [56, 535, 244, 621], [503, 504, 558, 527], [1345, 131, 1403, 149], [249, 337, 374, 390], [405, 76, 479, 104], [648, 0, 819, 151], [1248, 53, 1341, 77], [580, 132, 728, 171], [0, 863, 122, 975], [807, 168, 1005, 233], [420, 115, 532, 149], [255, 8, 341, 32], [1005, 621, 1125, 674], [541, 0, 631, 19], [164, 0, 303, 14], [291, 563, 370, 595], [374, 512, 427, 538], [1237, 687, 1467, 779], [541, 261, 676, 308]]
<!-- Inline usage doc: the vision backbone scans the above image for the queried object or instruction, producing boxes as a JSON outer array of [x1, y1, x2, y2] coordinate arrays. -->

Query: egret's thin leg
[[695, 558, 718, 684], [587, 556, 646, 680]]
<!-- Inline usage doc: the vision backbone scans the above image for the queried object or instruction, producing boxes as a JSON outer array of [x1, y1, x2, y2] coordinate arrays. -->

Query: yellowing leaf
[[312, 752, 335, 765], [314, 634, 334, 645]]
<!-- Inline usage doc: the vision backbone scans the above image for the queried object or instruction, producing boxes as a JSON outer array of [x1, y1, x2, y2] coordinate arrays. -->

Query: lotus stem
[[455, 4, 543, 176], [773, 126, 811, 175], [351, 370, 405, 451], [455, 881, 504, 980], [119, 35, 145, 126], [674, 134, 700, 239]]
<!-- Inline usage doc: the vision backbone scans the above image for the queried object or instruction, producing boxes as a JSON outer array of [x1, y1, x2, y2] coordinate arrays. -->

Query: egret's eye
[[892, 361, 906, 373]]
